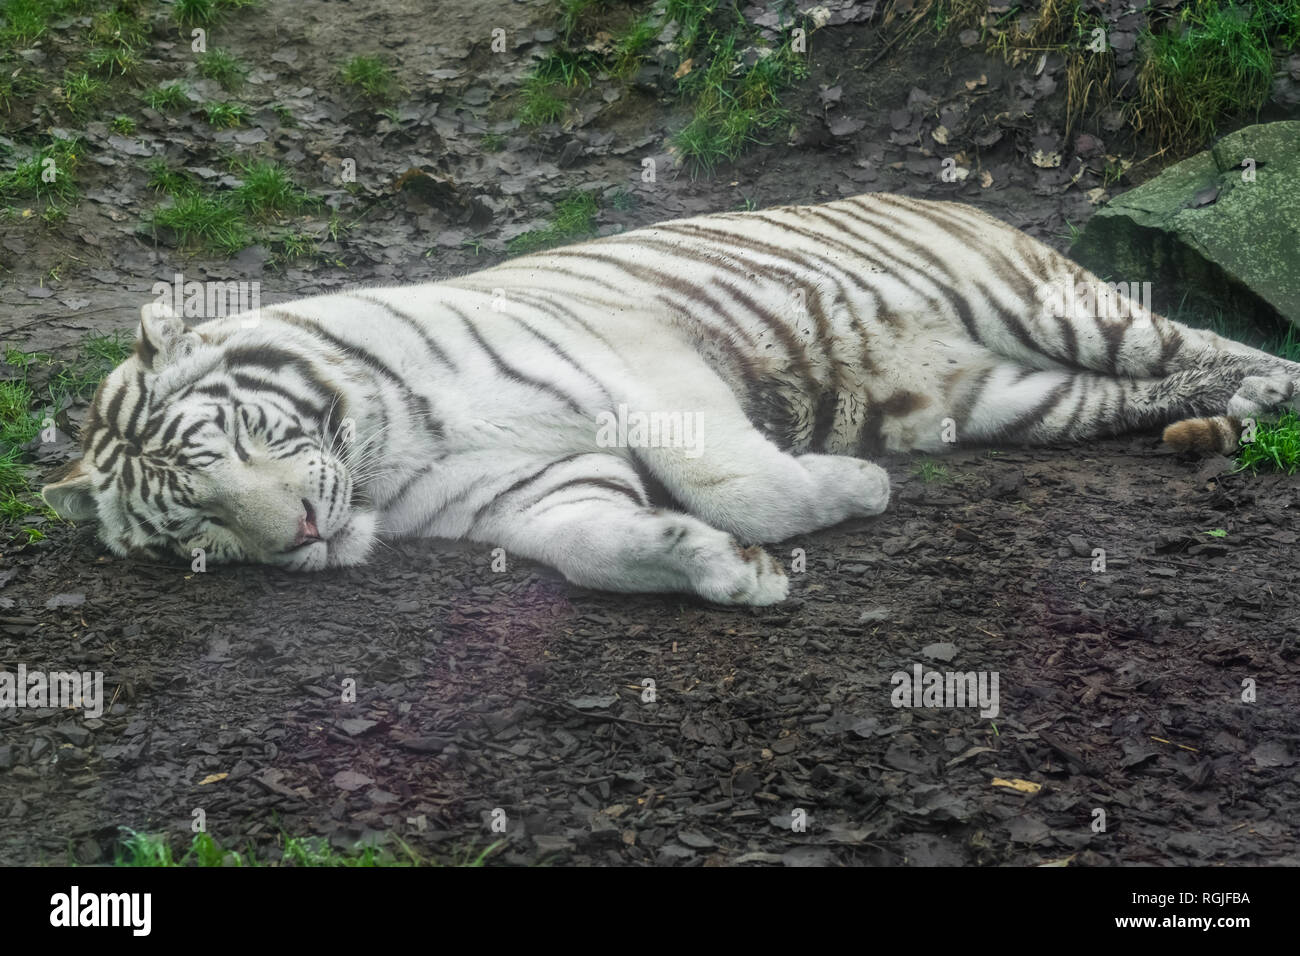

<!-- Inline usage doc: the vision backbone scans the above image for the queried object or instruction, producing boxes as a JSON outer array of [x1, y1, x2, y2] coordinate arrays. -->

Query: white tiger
[[42, 194, 1300, 604]]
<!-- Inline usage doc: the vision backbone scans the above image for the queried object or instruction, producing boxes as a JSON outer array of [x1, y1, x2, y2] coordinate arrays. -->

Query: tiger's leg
[[465, 453, 789, 605], [633, 437, 890, 545], [605, 366, 889, 543], [946, 358, 1294, 447]]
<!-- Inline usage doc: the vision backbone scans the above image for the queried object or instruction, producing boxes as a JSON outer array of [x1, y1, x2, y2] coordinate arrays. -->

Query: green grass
[[151, 192, 251, 254], [172, 0, 258, 26], [0, 332, 130, 523], [673, 26, 808, 174], [1135, 0, 1289, 151], [0, 136, 80, 205], [519, 1, 806, 173], [174, 0, 221, 26], [516, 75, 566, 126], [148, 160, 317, 253], [340, 54, 397, 102], [113, 828, 501, 867], [145, 82, 189, 111], [1237, 410, 1300, 475], [534, 49, 603, 87], [203, 100, 248, 128], [61, 69, 105, 115], [611, 14, 659, 76], [666, 0, 718, 49], [91, 4, 148, 49], [0, 0, 54, 45], [145, 157, 197, 195], [110, 114, 135, 135], [231, 159, 316, 217], [197, 48, 248, 89], [912, 459, 950, 483], [88, 43, 140, 77], [507, 190, 598, 255]]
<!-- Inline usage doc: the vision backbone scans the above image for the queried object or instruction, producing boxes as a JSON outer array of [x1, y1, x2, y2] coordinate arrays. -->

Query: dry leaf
[[992, 777, 1042, 793], [931, 125, 949, 145], [980, 169, 993, 188], [585, 31, 615, 55], [673, 58, 694, 80], [1031, 149, 1062, 169], [199, 773, 228, 785], [965, 74, 988, 90]]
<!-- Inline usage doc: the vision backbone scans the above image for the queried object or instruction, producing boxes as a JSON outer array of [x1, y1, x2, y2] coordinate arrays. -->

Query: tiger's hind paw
[[1227, 374, 1297, 418]]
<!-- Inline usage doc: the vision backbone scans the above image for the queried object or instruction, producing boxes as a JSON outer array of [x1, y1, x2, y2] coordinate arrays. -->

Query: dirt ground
[[2, 0, 1298, 865]]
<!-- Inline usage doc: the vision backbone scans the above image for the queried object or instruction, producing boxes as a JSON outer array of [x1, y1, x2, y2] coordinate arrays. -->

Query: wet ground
[[2, 0, 1298, 865]]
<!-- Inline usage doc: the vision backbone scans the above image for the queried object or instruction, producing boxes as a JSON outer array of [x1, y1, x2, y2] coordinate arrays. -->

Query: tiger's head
[[41, 303, 377, 570]]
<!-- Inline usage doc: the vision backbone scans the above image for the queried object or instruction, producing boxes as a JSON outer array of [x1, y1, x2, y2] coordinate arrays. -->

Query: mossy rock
[[1072, 121, 1300, 330]]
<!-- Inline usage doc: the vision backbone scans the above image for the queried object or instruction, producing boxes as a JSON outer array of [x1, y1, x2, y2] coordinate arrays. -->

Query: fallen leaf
[[673, 58, 693, 79], [992, 777, 1042, 793], [199, 773, 228, 785]]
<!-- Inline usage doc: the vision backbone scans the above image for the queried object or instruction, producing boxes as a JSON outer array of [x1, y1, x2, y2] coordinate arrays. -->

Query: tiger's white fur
[[42, 194, 1300, 604]]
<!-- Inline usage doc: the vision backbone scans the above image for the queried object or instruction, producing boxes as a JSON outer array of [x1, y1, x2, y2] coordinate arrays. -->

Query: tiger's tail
[[1162, 416, 1244, 455]]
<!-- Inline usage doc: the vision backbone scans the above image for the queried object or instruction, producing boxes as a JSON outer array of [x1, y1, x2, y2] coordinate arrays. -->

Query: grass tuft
[[203, 100, 248, 127], [1237, 410, 1300, 475], [340, 54, 398, 102], [0, 136, 80, 205], [0, 332, 131, 523], [230, 159, 316, 217], [145, 82, 189, 111], [198, 48, 248, 89], [1134, 0, 1285, 152], [507, 190, 598, 255], [150, 192, 251, 254]]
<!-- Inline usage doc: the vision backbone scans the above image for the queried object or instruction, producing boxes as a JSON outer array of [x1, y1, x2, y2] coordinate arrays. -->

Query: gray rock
[[1072, 121, 1300, 329]]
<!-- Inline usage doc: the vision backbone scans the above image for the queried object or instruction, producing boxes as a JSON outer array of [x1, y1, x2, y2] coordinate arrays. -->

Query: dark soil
[[4, 437, 1299, 865], [2, 0, 1299, 866]]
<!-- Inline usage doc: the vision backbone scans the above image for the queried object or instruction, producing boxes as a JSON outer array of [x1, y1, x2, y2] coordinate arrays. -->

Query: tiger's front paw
[[696, 543, 789, 606], [801, 455, 892, 520]]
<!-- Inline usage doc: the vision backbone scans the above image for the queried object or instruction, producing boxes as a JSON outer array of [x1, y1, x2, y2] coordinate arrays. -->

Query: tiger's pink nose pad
[[295, 501, 320, 545]]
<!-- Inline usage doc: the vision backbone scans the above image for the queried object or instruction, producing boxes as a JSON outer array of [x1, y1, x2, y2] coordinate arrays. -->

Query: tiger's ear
[[137, 301, 201, 371], [41, 460, 98, 522]]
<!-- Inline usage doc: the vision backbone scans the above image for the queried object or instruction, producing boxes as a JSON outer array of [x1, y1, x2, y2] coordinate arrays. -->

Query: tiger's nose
[[294, 499, 320, 545]]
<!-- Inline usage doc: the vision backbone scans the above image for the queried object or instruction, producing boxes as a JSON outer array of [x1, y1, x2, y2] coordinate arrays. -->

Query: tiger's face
[[41, 304, 378, 570]]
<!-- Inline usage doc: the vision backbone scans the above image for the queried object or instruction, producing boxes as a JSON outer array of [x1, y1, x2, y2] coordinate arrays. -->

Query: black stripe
[[346, 293, 459, 371], [522, 476, 645, 512], [447, 306, 586, 416], [230, 372, 323, 421], [468, 454, 592, 528]]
